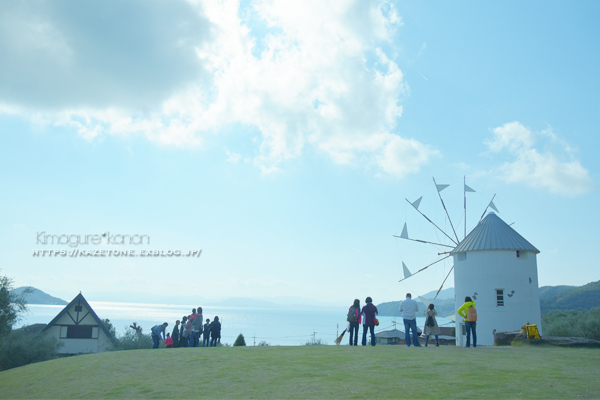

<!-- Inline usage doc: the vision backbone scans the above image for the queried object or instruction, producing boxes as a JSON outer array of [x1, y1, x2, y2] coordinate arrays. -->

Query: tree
[[0, 271, 31, 338], [233, 333, 246, 346], [101, 318, 117, 338]]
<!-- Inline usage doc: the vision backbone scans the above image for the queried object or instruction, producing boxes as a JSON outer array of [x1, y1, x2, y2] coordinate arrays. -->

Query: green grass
[[1, 345, 599, 399]]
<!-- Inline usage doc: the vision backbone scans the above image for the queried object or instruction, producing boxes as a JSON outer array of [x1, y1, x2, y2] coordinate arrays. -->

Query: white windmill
[[394, 178, 542, 346]]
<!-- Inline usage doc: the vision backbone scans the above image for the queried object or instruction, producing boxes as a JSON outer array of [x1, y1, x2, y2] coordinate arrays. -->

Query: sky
[[1, 0, 598, 307]]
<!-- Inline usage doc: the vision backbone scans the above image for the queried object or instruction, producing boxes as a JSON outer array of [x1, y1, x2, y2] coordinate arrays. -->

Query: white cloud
[[0, 0, 435, 178], [486, 122, 592, 196], [225, 149, 241, 163]]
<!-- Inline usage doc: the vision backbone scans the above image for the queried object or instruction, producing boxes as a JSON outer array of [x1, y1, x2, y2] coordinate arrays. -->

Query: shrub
[[112, 327, 153, 350], [233, 334, 246, 346], [0, 330, 62, 371], [257, 341, 270, 346], [305, 338, 327, 346], [542, 307, 600, 341]]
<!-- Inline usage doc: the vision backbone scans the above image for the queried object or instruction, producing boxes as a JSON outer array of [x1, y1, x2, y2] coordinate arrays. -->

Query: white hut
[[40, 293, 114, 354], [451, 212, 542, 346]]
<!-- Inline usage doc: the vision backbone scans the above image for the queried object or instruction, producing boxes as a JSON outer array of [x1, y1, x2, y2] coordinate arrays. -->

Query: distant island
[[10, 287, 68, 305]]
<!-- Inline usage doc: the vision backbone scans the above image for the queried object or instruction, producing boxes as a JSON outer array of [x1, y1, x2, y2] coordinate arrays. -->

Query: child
[[203, 319, 211, 347], [165, 332, 173, 348]]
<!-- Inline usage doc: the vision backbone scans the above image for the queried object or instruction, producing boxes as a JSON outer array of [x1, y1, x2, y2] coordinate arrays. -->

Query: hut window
[[496, 289, 504, 307], [67, 325, 93, 339]]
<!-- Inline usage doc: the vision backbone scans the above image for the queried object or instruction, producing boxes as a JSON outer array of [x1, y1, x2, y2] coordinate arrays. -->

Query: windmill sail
[[418, 296, 432, 308], [489, 200, 499, 213], [410, 196, 423, 210], [402, 262, 412, 279], [400, 223, 408, 239]]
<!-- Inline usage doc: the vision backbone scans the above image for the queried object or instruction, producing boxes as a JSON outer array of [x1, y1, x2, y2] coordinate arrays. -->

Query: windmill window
[[516, 251, 520, 258], [457, 252, 467, 261], [496, 289, 504, 307]]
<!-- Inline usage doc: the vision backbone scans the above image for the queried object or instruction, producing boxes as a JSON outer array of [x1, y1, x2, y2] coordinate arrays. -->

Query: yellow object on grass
[[526, 324, 540, 339]]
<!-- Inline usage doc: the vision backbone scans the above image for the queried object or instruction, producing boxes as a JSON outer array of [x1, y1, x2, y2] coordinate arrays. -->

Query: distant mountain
[[539, 285, 577, 299], [421, 287, 455, 301], [10, 287, 68, 305], [540, 280, 600, 313]]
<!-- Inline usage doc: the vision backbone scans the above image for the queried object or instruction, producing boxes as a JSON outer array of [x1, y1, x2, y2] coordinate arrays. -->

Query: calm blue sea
[[19, 302, 453, 346]]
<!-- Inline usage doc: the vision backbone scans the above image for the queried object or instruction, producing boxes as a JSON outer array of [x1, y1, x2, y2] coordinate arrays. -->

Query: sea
[[18, 302, 454, 346]]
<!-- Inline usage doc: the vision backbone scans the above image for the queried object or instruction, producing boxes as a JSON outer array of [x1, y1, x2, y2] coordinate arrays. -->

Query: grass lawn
[[0, 345, 599, 399]]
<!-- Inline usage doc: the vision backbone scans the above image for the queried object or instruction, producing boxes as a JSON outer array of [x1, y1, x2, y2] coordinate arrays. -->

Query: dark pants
[[152, 333, 160, 349], [403, 318, 420, 347], [191, 331, 200, 347], [465, 321, 477, 347], [203, 334, 210, 347], [348, 321, 359, 346], [210, 336, 219, 347], [425, 335, 439, 345], [362, 324, 375, 346]]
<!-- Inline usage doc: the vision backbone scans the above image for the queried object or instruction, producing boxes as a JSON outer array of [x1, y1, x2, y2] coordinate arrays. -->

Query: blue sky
[[1, 0, 598, 306]]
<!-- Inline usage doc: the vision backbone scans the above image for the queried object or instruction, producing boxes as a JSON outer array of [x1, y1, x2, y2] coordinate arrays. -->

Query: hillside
[[0, 346, 599, 399], [539, 285, 576, 298], [9, 287, 67, 305], [540, 280, 600, 313]]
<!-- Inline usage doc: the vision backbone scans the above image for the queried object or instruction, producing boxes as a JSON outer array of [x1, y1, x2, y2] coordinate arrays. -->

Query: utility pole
[[253, 335, 256, 346]]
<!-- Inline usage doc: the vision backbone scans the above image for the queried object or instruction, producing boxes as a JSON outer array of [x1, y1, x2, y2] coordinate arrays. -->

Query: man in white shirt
[[399, 293, 421, 347]]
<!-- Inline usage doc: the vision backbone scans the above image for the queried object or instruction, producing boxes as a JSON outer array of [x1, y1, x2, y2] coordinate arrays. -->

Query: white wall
[[453, 249, 542, 346]]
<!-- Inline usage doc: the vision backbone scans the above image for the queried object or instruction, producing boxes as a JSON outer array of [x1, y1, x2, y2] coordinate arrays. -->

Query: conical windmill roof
[[451, 212, 539, 254]]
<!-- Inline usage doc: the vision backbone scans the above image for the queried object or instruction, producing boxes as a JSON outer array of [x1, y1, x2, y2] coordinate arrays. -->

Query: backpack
[[467, 306, 477, 322], [347, 307, 358, 322], [426, 316, 435, 327]]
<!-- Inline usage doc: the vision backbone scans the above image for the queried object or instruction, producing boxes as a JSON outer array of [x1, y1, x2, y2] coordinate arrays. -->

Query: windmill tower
[[451, 212, 542, 346], [395, 178, 543, 346]]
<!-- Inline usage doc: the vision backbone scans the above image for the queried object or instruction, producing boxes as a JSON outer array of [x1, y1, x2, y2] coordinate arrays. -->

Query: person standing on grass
[[151, 322, 168, 349], [424, 304, 440, 347], [361, 297, 378, 346], [188, 308, 200, 347], [172, 320, 180, 347], [347, 299, 361, 346], [458, 296, 477, 348], [191, 307, 203, 347], [400, 293, 421, 347], [203, 319, 211, 347], [210, 316, 221, 347], [180, 316, 190, 348]]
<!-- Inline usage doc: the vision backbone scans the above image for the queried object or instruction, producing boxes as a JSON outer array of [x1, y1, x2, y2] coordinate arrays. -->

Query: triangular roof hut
[[40, 293, 114, 354]]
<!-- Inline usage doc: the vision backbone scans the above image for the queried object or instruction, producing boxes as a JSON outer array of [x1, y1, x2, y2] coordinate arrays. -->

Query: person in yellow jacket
[[457, 296, 477, 348]]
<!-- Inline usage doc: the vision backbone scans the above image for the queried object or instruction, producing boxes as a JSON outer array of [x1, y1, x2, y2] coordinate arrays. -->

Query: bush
[[112, 327, 153, 350], [542, 307, 600, 341], [305, 338, 327, 346], [233, 334, 246, 346], [257, 341, 270, 346], [0, 330, 62, 371]]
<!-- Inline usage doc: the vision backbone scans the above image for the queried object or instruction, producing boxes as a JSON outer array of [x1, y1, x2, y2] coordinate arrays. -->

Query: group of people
[[347, 294, 477, 347], [151, 307, 223, 349]]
